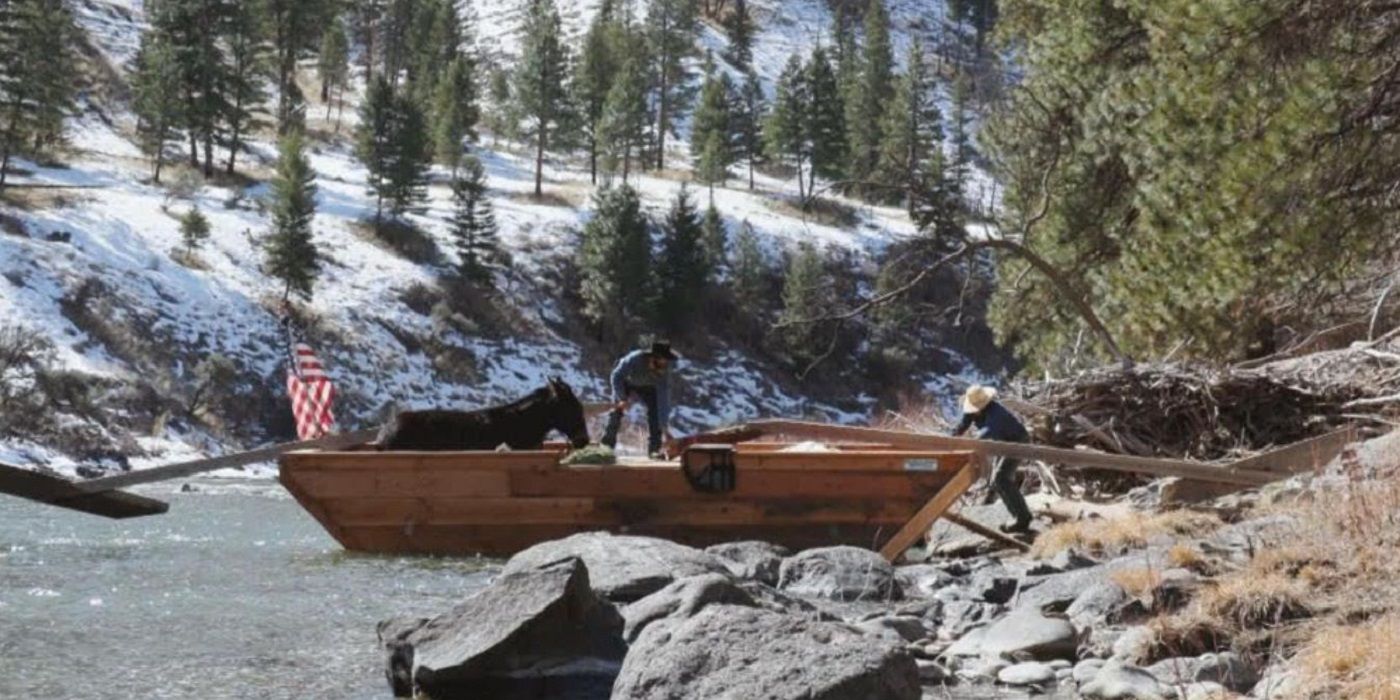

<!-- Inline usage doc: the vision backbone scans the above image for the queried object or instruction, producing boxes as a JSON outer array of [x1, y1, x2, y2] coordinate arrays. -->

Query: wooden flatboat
[[278, 441, 986, 558]]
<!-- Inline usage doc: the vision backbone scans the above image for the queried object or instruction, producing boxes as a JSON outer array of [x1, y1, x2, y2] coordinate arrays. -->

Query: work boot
[[999, 519, 1033, 534]]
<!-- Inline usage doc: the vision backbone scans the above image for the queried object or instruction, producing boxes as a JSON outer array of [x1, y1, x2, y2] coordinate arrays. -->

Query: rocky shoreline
[[376, 512, 1299, 700]]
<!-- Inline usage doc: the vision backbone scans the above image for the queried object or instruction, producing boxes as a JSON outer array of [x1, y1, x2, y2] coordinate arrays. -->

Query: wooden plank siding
[[277, 446, 980, 558]]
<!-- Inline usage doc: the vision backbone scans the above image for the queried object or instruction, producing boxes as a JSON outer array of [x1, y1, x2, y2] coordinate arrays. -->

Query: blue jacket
[[610, 349, 671, 426], [953, 401, 1029, 443]]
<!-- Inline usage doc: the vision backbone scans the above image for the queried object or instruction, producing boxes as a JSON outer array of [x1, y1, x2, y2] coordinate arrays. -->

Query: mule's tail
[[375, 402, 400, 451]]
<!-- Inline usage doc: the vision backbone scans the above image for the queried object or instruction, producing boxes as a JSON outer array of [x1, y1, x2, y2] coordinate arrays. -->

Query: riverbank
[[376, 430, 1400, 700]]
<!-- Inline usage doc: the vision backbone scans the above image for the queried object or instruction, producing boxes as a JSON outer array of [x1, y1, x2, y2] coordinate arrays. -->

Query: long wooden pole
[[740, 420, 1279, 487], [74, 429, 380, 493]]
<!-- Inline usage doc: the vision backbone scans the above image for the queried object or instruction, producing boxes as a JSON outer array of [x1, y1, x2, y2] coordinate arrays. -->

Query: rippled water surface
[[0, 481, 496, 700]]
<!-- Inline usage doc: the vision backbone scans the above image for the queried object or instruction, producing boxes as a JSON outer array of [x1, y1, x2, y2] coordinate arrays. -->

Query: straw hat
[[962, 385, 997, 414]]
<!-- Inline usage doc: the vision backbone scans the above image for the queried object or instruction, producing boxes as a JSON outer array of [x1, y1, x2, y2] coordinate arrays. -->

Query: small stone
[[1182, 681, 1228, 700], [916, 659, 950, 683], [1073, 658, 1107, 685], [998, 661, 1055, 686]]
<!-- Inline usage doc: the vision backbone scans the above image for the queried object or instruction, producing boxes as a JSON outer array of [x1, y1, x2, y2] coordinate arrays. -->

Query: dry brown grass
[[1197, 572, 1311, 628], [1167, 543, 1210, 572], [1111, 567, 1164, 599], [1299, 615, 1400, 699], [1140, 609, 1234, 662], [1030, 510, 1222, 558]]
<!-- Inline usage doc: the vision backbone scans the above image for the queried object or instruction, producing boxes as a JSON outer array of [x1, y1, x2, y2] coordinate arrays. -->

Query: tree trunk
[[534, 124, 546, 196], [335, 83, 345, 133], [589, 133, 597, 185], [0, 146, 10, 189], [974, 238, 1131, 367]]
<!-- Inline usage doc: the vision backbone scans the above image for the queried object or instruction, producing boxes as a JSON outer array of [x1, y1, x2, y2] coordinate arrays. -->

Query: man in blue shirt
[[953, 385, 1034, 533], [601, 341, 677, 458]]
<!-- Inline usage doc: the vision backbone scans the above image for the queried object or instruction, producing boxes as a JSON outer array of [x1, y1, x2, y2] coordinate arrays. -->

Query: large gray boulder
[[777, 546, 903, 602], [1147, 652, 1257, 693], [945, 609, 1078, 661], [500, 532, 729, 603], [379, 557, 625, 699], [705, 541, 790, 585], [611, 604, 921, 700], [1080, 660, 1177, 700], [621, 573, 754, 644]]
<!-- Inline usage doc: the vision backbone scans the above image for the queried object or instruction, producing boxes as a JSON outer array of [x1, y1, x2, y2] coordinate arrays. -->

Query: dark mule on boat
[[377, 377, 589, 450]]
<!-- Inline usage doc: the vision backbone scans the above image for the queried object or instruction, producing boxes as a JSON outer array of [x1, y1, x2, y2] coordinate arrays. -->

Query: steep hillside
[[0, 0, 1003, 474]]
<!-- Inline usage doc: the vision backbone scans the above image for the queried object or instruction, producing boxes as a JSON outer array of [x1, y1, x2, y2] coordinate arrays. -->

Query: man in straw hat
[[602, 340, 679, 459], [953, 385, 1034, 534]]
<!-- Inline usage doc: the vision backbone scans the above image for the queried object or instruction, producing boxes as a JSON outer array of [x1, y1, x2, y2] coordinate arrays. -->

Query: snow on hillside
[[0, 0, 995, 476]]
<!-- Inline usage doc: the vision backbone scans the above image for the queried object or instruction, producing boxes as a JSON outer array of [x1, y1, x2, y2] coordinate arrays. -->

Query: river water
[[0, 480, 497, 700]]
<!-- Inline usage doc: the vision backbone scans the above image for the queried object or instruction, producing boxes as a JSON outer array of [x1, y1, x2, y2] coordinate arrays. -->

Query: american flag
[[286, 342, 337, 440]]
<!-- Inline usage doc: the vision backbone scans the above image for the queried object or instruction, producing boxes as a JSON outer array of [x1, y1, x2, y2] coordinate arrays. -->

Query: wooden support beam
[[738, 420, 1279, 487], [879, 459, 979, 562], [74, 429, 380, 493], [943, 511, 1032, 552]]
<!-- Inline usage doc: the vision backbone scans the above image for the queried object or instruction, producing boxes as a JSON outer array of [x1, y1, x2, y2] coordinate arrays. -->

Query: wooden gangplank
[[0, 462, 168, 518]]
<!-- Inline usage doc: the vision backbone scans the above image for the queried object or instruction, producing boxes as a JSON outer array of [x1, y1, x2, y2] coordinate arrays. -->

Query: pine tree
[[597, 53, 649, 183], [949, 0, 998, 56], [432, 56, 479, 169], [701, 203, 726, 282], [0, 0, 77, 187], [698, 131, 730, 197], [573, 3, 623, 184], [846, 0, 894, 200], [947, 75, 973, 211], [150, 0, 227, 176], [356, 76, 431, 220], [645, 0, 699, 170], [515, 0, 575, 196], [221, 0, 269, 176], [265, 0, 330, 134], [731, 220, 767, 314], [804, 46, 847, 197], [764, 54, 810, 200], [179, 207, 211, 251], [778, 242, 831, 366], [578, 185, 652, 340], [733, 70, 764, 191], [484, 67, 516, 144], [408, 0, 464, 102], [318, 18, 350, 129], [265, 131, 320, 300], [132, 35, 184, 183], [654, 185, 709, 332], [354, 0, 385, 83], [449, 154, 502, 285], [723, 0, 754, 69], [876, 39, 943, 211], [690, 57, 735, 165], [380, 0, 416, 85]]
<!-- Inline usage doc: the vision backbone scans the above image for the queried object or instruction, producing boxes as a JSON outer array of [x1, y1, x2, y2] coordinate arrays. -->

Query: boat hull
[[278, 445, 977, 557]]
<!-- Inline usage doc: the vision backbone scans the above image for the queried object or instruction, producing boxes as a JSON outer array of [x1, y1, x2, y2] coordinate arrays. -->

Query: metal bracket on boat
[[681, 444, 737, 494]]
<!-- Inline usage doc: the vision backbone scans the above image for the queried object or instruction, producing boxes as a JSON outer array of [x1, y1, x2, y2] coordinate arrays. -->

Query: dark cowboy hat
[[650, 340, 678, 361]]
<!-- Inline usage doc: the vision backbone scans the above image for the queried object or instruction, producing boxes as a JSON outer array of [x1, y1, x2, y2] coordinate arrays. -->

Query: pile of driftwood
[[1016, 362, 1371, 463]]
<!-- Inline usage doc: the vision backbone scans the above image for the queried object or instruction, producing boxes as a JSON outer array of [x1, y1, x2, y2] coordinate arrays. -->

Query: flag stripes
[[287, 342, 336, 440]]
